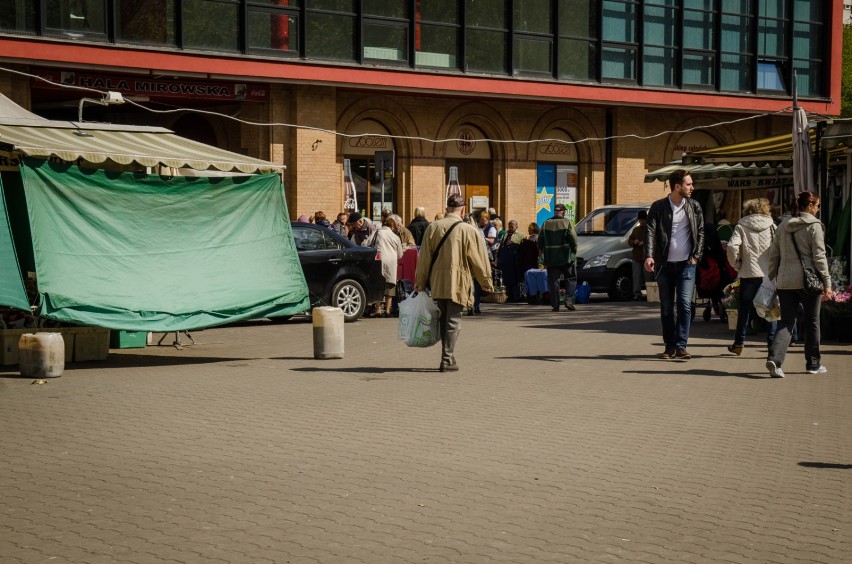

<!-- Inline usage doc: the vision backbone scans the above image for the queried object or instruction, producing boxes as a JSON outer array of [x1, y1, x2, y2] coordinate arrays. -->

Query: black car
[[291, 223, 384, 322]]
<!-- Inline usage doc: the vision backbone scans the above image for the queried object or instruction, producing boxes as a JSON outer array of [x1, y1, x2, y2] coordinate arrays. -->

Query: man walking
[[538, 203, 578, 311], [414, 194, 493, 372], [644, 169, 705, 360]]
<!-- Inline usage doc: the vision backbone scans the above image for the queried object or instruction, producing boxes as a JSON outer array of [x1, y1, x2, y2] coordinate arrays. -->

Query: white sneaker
[[806, 365, 828, 374], [766, 360, 785, 378]]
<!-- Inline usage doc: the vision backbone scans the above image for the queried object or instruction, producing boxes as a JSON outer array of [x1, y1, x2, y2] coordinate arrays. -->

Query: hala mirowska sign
[[31, 69, 269, 102]]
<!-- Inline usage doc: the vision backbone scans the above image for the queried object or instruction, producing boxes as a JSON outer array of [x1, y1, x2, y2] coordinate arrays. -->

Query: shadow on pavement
[[799, 461, 852, 469], [623, 368, 767, 379], [0, 354, 250, 378], [290, 366, 435, 374]]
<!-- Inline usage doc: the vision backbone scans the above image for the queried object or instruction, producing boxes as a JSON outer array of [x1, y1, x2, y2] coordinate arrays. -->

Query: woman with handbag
[[725, 198, 777, 356], [765, 190, 833, 378]]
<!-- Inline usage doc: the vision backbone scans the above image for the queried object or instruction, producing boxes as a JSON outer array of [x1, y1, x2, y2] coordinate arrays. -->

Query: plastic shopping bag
[[397, 291, 441, 347], [753, 282, 780, 322]]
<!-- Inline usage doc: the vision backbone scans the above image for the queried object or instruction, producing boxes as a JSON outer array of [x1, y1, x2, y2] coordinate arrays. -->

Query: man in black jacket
[[644, 169, 705, 360]]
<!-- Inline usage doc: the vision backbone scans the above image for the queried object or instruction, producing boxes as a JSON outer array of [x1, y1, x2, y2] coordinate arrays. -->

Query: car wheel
[[606, 266, 633, 301], [331, 279, 366, 322]]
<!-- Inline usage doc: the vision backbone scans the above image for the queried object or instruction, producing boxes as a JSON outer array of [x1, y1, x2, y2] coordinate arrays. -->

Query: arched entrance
[[344, 120, 396, 221], [535, 129, 579, 226], [445, 125, 492, 216]]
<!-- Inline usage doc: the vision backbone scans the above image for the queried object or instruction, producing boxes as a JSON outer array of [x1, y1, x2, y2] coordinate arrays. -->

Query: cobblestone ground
[[1, 300, 850, 563]]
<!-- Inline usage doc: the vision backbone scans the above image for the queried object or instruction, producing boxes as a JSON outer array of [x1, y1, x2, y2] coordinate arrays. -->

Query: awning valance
[[0, 121, 283, 174], [645, 161, 793, 183]]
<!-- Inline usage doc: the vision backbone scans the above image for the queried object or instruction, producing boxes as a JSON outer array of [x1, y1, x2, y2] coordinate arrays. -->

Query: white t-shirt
[[667, 197, 692, 262]]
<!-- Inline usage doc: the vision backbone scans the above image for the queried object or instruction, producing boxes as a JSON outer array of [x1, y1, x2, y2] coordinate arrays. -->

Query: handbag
[[790, 234, 824, 295]]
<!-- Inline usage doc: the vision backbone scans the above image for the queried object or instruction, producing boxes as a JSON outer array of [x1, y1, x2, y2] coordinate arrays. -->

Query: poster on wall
[[535, 164, 555, 228], [536, 164, 578, 226]]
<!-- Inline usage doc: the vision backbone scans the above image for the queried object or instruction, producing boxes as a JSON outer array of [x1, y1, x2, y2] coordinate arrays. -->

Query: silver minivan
[[575, 204, 651, 301]]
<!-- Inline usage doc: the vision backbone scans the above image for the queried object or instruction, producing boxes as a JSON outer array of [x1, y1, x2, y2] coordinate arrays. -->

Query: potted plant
[[823, 286, 852, 343]]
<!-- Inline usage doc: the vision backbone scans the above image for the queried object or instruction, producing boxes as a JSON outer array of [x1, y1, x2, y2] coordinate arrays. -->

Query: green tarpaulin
[[20, 159, 309, 330], [0, 173, 30, 311]]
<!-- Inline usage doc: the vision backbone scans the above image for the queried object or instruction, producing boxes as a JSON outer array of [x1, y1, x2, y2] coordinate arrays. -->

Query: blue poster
[[536, 163, 555, 228]]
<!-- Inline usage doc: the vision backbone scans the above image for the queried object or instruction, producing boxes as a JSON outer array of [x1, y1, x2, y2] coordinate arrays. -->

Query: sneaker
[[766, 360, 785, 378], [727, 344, 744, 356], [806, 365, 828, 374], [659, 349, 675, 360], [566, 302, 576, 311], [439, 362, 459, 373], [552, 306, 560, 312], [675, 348, 692, 360]]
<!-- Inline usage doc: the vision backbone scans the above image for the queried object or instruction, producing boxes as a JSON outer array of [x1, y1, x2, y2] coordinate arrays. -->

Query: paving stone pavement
[[1, 300, 850, 563]]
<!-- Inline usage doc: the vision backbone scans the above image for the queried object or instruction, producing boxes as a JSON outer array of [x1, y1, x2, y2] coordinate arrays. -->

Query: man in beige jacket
[[415, 194, 494, 372]]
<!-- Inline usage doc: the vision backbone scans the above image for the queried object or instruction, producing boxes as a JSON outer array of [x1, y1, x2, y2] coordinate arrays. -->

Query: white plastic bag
[[754, 282, 780, 322], [397, 292, 441, 347]]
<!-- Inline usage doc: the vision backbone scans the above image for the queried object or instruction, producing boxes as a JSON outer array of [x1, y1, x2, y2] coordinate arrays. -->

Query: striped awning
[[0, 119, 283, 174], [644, 161, 793, 183], [684, 129, 816, 166]]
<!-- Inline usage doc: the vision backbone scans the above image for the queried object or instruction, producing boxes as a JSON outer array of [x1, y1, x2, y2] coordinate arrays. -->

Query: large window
[[363, 1, 409, 63], [643, 2, 677, 87], [183, 0, 239, 52], [557, 0, 598, 81], [720, 1, 753, 92], [415, 0, 460, 69], [45, 0, 107, 39], [0, 0, 37, 35], [601, 0, 638, 81], [513, 0, 552, 75], [116, 0, 175, 46], [247, 0, 300, 56], [305, 0, 356, 61], [465, 0, 509, 74]]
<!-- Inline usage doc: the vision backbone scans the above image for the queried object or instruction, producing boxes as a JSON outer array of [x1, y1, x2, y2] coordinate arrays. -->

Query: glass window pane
[[722, 0, 751, 13], [757, 61, 785, 90], [183, 0, 238, 51], [466, 0, 508, 29], [758, 18, 785, 57], [306, 12, 356, 60], [559, 0, 597, 38], [602, 46, 636, 80], [415, 24, 459, 68], [514, 37, 552, 74], [117, 0, 174, 46], [643, 46, 675, 86], [793, 60, 821, 97], [363, 1, 407, 19], [466, 29, 508, 73], [684, 0, 712, 8], [721, 14, 752, 53], [46, 0, 107, 36], [558, 38, 597, 80], [248, 10, 298, 54], [251, 0, 300, 5], [418, 0, 458, 24], [683, 53, 715, 85], [793, 0, 821, 21], [759, 0, 786, 19], [0, 1, 36, 34], [793, 22, 821, 60], [309, 0, 355, 11], [514, 0, 550, 34], [684, 10, 714, 50], [721, 54, 752, 91], [364, 23, 407, 62], [602, 1, 636, 43], [644, 6, 675, 47]]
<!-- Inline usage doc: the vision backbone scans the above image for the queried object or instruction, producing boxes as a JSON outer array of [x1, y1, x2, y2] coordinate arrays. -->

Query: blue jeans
[[735, 277, 777, 347], [656, 261, 696, 351]]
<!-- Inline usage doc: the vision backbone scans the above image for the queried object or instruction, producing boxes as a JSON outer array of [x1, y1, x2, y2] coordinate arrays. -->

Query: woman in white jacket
[[765, 191, 833, 378], [725, 198, 777, 356], [367, 218, 404, 318]]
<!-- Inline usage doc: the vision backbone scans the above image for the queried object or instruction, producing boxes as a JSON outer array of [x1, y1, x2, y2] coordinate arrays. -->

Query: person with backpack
[[725, 198, 777, 356]]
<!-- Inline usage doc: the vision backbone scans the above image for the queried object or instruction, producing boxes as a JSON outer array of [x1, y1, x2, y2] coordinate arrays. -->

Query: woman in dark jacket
[[407, 207, 430, 246]]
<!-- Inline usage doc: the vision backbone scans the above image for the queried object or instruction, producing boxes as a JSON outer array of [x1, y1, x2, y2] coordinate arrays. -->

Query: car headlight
[[583, 254, 611, 269]]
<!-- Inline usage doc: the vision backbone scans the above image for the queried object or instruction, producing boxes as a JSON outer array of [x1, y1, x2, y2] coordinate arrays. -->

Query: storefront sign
[[31, 69, 268, 102]]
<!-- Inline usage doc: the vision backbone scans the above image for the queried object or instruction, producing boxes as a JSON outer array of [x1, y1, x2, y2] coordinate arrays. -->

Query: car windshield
[[576, 208, 644, 236]]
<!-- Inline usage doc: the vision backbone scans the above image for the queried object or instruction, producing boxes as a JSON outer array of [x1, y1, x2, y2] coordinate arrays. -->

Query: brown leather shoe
[[659, 349, 675, 360], [675, 348, 692, 360], [727, 344, 743, 356]]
